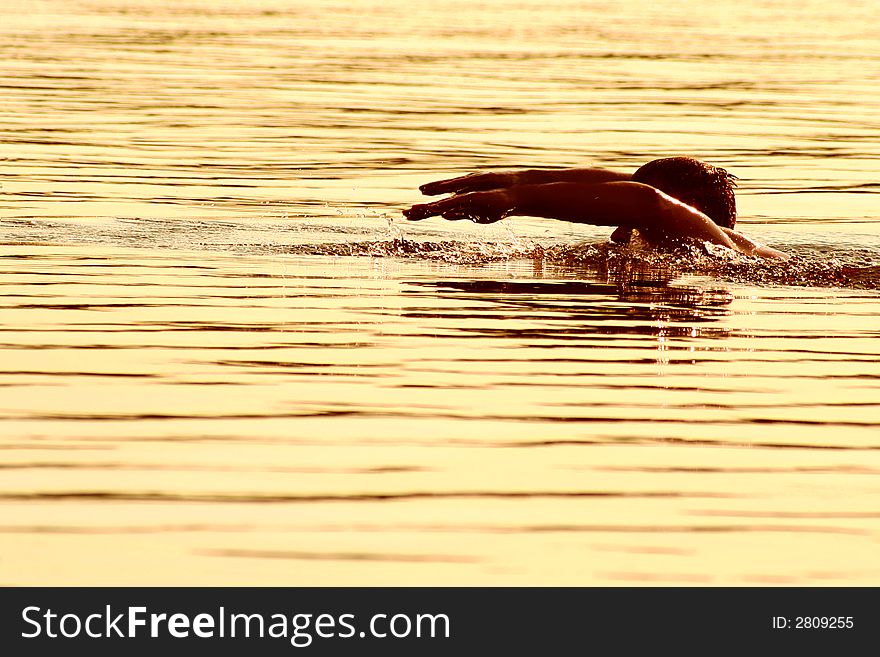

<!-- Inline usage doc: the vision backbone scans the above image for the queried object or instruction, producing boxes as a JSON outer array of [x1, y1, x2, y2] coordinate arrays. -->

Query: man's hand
[[418, 171, 513, 196], [403, 189, 514, 223], [610, 226, 633, 244]]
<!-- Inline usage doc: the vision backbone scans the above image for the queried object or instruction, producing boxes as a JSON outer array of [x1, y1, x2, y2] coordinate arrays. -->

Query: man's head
[[632, 156, 737, 229]]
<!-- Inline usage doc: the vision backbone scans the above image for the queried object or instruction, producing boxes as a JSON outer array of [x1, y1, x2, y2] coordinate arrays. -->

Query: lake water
[[1, 0, 879, 585]]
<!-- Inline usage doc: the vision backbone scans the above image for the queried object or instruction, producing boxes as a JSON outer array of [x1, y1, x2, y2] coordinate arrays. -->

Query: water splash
[[274, 237, 879, 290], [3, 214, 877, 289]]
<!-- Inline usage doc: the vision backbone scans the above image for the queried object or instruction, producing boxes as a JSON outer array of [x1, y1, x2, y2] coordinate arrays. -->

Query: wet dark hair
[[632, 156, 737, 229]]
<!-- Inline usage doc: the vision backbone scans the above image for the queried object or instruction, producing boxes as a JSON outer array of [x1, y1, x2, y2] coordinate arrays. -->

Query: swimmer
[[404, 156, 788, 259]]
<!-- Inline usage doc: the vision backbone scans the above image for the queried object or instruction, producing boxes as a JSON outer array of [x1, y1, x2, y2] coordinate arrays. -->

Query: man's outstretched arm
[[404, 181, 742, 252], [418, 167, 631, 196]]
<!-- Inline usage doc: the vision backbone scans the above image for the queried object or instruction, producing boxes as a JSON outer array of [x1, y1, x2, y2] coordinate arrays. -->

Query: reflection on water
[[1, 0, 880, 585], [411, 278, 734, 341]]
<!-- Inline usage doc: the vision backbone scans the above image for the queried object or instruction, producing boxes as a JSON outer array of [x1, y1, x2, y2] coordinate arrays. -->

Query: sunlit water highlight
[[1, 0, 879, 585]]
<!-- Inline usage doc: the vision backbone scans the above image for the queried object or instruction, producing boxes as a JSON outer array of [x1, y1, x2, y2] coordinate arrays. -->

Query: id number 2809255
[[772, 616, 854, 630]]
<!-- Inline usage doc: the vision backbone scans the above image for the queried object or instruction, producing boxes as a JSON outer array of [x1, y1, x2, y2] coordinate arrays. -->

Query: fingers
[[419, 173, 476, 196], [403, 196, 463, 221], [403, 201, 444, 221], [402, 203, 434, 221], [403, 190, 509, 224], [419, 172, 503, 196], [418, 180, 452, 196]]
